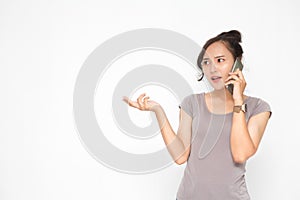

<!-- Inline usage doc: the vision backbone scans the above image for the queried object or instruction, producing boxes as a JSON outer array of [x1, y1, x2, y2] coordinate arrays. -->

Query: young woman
[[123, 30, 271, 200]]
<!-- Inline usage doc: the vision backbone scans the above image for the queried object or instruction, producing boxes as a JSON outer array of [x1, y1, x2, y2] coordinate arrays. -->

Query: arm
[[123, 93, 192, 165], [230, 110, 271, 164], [154, 106, 192, 164], [225, 69, 271, 164]]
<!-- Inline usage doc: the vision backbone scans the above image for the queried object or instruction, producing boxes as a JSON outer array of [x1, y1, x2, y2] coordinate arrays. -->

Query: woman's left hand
[[224, 68, 247, 104]]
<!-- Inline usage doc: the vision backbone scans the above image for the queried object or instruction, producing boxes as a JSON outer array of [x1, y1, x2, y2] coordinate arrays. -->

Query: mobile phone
[[227, 58, 243, 94]]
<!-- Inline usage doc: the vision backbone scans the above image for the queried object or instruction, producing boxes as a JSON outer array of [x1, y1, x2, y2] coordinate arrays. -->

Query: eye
[[201, 59, 210, 66], [217, 58, 225, 63]]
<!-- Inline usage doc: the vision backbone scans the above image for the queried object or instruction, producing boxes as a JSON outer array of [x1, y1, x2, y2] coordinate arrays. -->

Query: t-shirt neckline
[[201, 93, 250, 116]]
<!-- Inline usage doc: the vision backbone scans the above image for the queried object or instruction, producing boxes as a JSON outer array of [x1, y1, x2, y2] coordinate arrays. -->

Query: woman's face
[[201, 41, 235, 91]]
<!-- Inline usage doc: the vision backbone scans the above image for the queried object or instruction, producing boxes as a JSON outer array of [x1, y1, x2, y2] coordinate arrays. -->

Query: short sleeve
[[178, 95, 193, 117], [250, 98, 272, 118]]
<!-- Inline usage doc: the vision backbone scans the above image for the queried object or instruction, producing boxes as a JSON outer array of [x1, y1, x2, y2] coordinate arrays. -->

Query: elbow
[[174, 146, 190, 165], [232, 155, 247, 164], [232, 148, 257, 164], [174, 157, 188, 165], [175, 161, 185, 165]]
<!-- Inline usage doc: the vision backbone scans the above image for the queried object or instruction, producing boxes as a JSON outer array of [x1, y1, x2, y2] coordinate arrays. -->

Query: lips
[[211, 76, 222, 81]]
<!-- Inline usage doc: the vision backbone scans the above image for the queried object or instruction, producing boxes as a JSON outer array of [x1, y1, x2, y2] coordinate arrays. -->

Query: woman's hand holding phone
[[225, 68, 247, 104]]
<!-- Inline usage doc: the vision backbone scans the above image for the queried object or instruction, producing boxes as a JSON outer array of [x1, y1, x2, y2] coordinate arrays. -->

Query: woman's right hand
[[122, 93, 160, 112]]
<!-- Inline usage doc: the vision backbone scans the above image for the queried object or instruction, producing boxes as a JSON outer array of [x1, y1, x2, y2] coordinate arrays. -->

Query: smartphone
[[227, 58, 244, 94]]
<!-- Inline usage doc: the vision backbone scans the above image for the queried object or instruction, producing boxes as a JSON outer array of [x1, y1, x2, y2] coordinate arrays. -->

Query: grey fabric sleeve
[[250, 98, 272, 118], [179, 95, 193, 117]]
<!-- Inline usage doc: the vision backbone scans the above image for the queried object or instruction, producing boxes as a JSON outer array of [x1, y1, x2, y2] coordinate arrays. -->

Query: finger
[[237, 69, 245, 81], [129, 101, 140, 108], [143, 97, 150, 103], [225, 76, 233, 82], [123, 97, 140, 108], [225, 77, 243, 86], [224, 80, 236, 86], [225, 74, 239, 82], [228, 70, 239, 75], [137, 93, 146, 107], [143, 96, 150, 105], [122, 96, 129, 104], [231, 74, 240, 81], [138, 93, 146, 101]]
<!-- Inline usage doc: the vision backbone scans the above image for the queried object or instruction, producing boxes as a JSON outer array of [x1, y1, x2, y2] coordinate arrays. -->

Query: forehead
[[203, 41, 232, 58]]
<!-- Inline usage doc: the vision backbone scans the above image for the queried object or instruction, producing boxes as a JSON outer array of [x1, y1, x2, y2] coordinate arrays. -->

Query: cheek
[[219, 69, 230, 79], [220, 65, 232, 78], [202, 67, 209, 75]]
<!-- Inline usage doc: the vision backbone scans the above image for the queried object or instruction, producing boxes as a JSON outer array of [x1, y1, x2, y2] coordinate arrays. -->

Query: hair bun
[[218, 30, 242, 43]]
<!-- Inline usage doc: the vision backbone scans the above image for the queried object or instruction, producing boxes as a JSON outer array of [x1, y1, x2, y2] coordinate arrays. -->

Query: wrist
[[151, 104, 162, 113], [234, 99, 244, 106], [233, 103, 247, 113], [233, 95, 245, 105]]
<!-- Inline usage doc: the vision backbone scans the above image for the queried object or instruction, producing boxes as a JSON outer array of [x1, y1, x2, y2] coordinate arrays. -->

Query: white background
[[1, 0, 300, 199]]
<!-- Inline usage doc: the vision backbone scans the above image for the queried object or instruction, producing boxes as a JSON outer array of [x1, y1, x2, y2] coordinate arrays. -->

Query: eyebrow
[[203, 55, 225, 60]]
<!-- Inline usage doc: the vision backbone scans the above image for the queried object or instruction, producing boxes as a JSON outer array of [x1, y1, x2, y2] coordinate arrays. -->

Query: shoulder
[[245, 95, 271, 108], [180, 93, 204, 117], [245, 95, 272, 119], [182, 92, 204, 100], [181, 93, 204, 105]]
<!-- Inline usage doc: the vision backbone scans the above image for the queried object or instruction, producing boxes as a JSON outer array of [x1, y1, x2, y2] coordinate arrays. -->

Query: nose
[[209, 62, 217, 73]]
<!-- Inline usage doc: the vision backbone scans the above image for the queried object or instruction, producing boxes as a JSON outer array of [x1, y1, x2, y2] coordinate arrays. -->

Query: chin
[[210, 84, 224, 91]]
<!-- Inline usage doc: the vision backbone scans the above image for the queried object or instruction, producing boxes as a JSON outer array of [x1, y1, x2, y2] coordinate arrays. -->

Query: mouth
[[211, 76, 222, 81]]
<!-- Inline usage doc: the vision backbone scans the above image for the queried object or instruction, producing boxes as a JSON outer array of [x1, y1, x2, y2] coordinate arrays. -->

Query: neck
[[209, 88, 233, 102]]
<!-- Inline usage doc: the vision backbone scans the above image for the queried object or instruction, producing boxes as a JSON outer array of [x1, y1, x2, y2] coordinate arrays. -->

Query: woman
[[123, 30, 271, 200]]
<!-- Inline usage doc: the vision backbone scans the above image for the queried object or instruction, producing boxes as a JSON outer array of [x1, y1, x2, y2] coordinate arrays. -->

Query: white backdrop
[[1, 0, 300, 199]]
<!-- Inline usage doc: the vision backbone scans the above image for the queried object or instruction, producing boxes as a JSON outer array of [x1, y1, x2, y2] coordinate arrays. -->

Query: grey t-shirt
[[176, 93, 271, 200]]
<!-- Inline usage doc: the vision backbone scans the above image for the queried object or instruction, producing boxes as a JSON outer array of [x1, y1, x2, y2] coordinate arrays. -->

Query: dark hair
[[197, 30, 244, 81]]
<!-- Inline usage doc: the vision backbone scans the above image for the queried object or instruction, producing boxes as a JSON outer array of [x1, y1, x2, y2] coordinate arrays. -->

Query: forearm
[[230, 111, 256, 163], [153, 106, 187, 162]]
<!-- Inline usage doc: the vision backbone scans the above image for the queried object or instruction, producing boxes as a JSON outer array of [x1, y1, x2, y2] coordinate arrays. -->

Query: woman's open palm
[[123, 93, 160, 112]]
